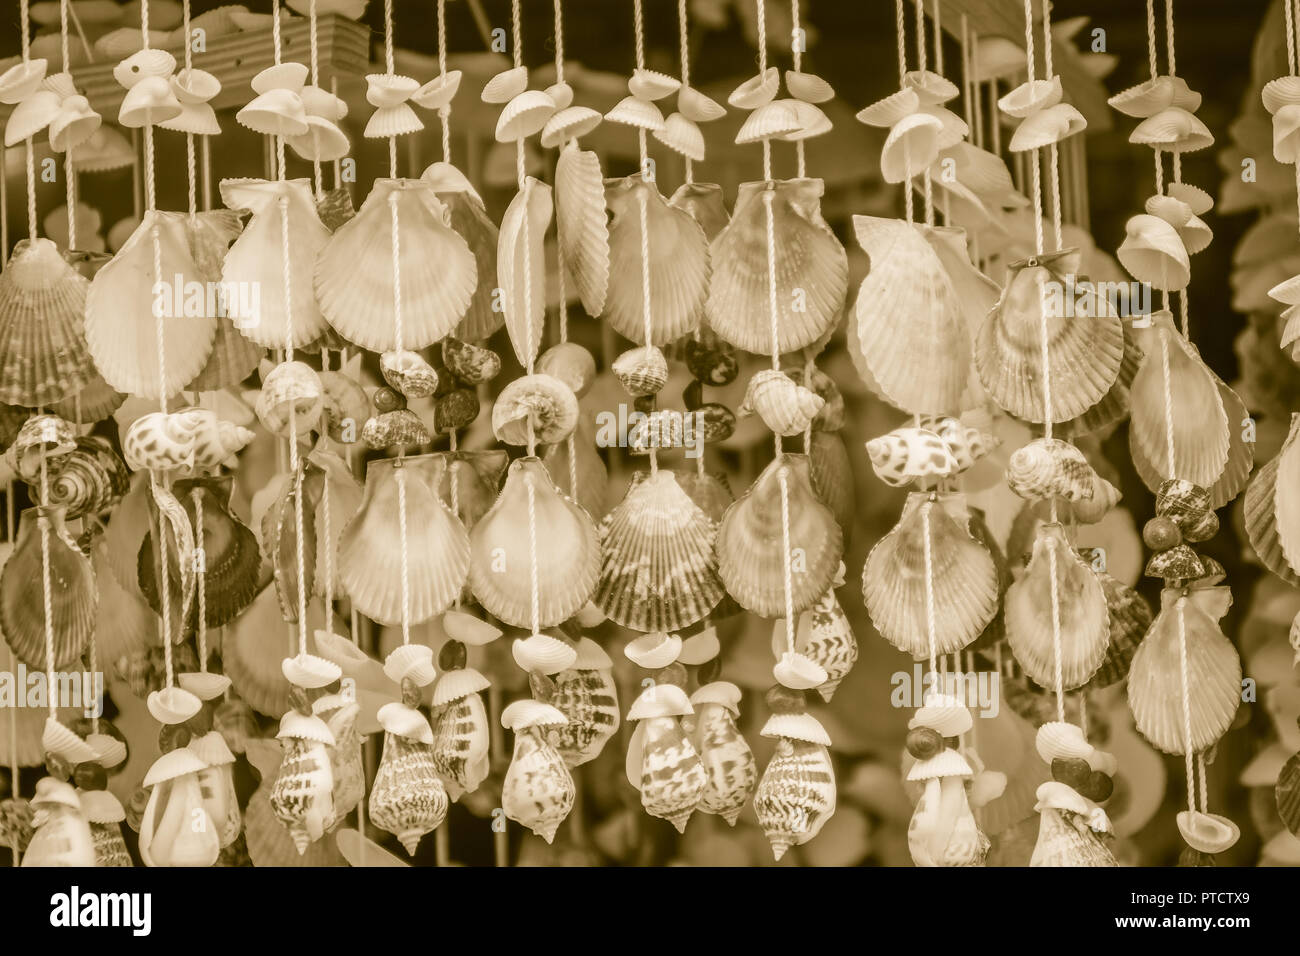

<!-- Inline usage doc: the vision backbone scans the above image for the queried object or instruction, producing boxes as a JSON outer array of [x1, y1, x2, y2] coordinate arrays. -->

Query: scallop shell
[[481, 66, 527, 104], [502, 726, 574, 842], [1247, 437, 1300, 587], [603, 175, 710, 346], [368, 731, 448, 855], [316, 179, 476, 352], [498, 177, 553, 367], [740, 369, 825, 436], [851, 217, 969, 415], [654, 112, 705, 162], [547, 662, 620, 768], [785, 70, 834, 104], [384, 643, 437, 687], [1008, 103, 1087, 151], [428, 684, 490, 799], [677, 85, 726, 122], [1, 508, 95, 669], [707, 179, 846, 356], [998, 77, 1063, 117], [1004, 523, 1110, 690], [0, 238, 93, 407], [540, 105, 603, 147], [863, 492, 998, 660], [976, 249, 1124, 423], [0, 57, 47, 104], [1130, 106, 1213, 152], [604, 95, 665, 131], [718, 454, 842, 618], [728, 68, 779, 109], [423, 164, 502, 342], [86, 211, 217, 399], [492, 373, 579, 445], [1128, 587, 1240, 755], [624, 631, 683, 669], [856, 87, 921, 128], [469, 457, 600, 629], [596, 469, 725, 632], [669, 181, 730, 241], [1109, 74, 1201, 117], [689, 692, 756, 824], [495, 89, 557, 142], [412, 70, 461, 111], [735, 100, 801, 144], [338, 455, 470, 627], [753, 737, 836, 860]]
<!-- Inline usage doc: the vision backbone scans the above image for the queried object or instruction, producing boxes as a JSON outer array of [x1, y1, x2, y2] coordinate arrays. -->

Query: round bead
[[1050, 756, 1092, 790], [438, 639, 467, 671], [905, 726, 944, 761], [765, 684, 807, 714], [1142, 515, 1182, 551], [73, 762, 108, 792]]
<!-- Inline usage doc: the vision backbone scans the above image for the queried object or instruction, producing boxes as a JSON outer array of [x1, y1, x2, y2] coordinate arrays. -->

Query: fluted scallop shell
[[369, 731, 448, 855], [605, 94, 665, 131], [728, 67, 779, 109], [603, 175, 710, 346], [1130, 106, 1213, 152], [498, 176, 553, 367], [654, 112, 705, 160], [554, 142, 610, 318], [502, 728, 574, 843], [740, 368, 825, 436], [718, 454, 842, 618], [708, 179, 846, 356], [481, 66, 527, 104], [1248, 416, 1300, 585], [269, 735, 334, 854], [851, 217, 968, 415], [547, 664, 620, 767], [677, 84, 726, 122], [754, 738, 836, 860], [976, 249, 1124, 423], [540, 105, 603, 147], [513, 632, 578, 673], [338, 455, 470, 626], [469, 457, 600, 629], [1005, 523, 1110, 690], [317, 178, 475, 352], [863, 492, 998, 660], [595, 469, 725, 632], [492, 373, 579, 445], [779, 585, 858, 702], [1, 508, 95, 669], [1056, 321, 1142, 440], [1087, 571, 1153, 689], [689, 697, 756, 825], [86, 211, 217, 399], [1006, 437, 1099, 502], [1128, 587, 1240, 755], [429, 687, 490, 800], [630, 715, 706, 833], [0, 238, 95, 407], [422, 164, 502, 342]]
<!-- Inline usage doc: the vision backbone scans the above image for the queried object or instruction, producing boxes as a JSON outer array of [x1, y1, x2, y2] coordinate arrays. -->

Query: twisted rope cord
[[439, 0, 451, 163], [678, 0, 694, 183]]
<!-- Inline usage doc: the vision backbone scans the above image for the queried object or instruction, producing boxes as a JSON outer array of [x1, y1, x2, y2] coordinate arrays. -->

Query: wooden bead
[[905, 727, 944, 760], [1050, 757, 1092, 791], [438, 639, 467, 671]]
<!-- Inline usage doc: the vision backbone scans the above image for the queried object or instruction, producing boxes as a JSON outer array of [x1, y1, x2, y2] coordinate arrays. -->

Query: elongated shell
[[428, 688, 490, 800], [338, 455, 470, 626], [219, 178, 331, 349], [316, 178, 475, 351], [976, 249, 1124, 423], [785, 584, 858, 701], [603, 174, 710, 345], [595, 469, 724, 632], [718, 454, 842, 617], [864, 492, 998, 660], [851, 216, 967, 415], [632, 715, 707, 832], [1128, 587, 1240, 755], [708, 179, 846, 355], [502, 727, 574, 843], [269, 733, 335, 854], [690, 696, 757, 824], [85, 210, 218, 399], [555, 141, 610, 317], [547, 660, 620, 767], [469, 456, 600, 628], [0, 237, 95, 406], [498, 176, 553, 367], [1005, 523, 1110, 690], [1, 508, 96, 669], [369, 730, 448, 855], [754, 737, 836, 860], [423, 162, 502, 342]]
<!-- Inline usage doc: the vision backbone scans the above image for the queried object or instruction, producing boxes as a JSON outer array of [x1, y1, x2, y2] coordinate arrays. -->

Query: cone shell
[[976, 249, 1124, 423], [469, 457, 600, 628], [546, 663, 620, 767], [754, 738, 836, 860], [690, 696, 756, 824], [595, 469, 724, 632], [85, 211, 218, 399], [554, 142, 610, 317], [338, 455, 470, 626], [708, 179, 846, 356], [718, 454, 842, 618], [1005, 523, 1110, 690], [429, 687, 490, 799], [498, 177, 553, 367], [424, 165, 502, 342], [368, 731, 448, 855], [316, 178, 475, 352], [0, 238, 95, 407], [1128, 587, 1240, 755], [603, 175, 710, 346], [1, 508, 95, 669], [502, 727, 574, 842], [864, 493, 998, 660]]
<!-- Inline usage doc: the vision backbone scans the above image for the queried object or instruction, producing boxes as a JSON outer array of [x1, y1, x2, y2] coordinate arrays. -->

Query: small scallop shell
[[629, 69, 680, 101], [1131, 106, 1213, 152], [912, 694, 974, 737], [237, 88, 308, 137], [540, 105, 603, 147], [612, 345, 669, 397], [513, 633, 579, 674], [544, 81, 574, 111], [481, 66, 527, 104], [754, 738, 835, 860], [677, 85, 726, 122], [1034, 721, 1092, 763], [624, 631, 683, 669], [495, 89, 557, 142], [492, 373, 579, 445], [604, 95, 665, 131], [881, 111, 943, 182], [653, 112, 705, 161], [1110, 74, 1201, 117], [112, 48, 177, 89], [281, 653, 342, 690], [1263, 75, 1300, 114], [554, 142, 610, 316], [734, 100, 800, 144], [0, 57, 48, 104], [679, 627, 720, 665], [42, 718, 98, 764], [773, 651, 827, 690], [728, 67, 779, 109], [856, 87, 920, 127], [781, 100, 832, 141], [177, 672, 231, 702], [1008, 102, 1087, 151], [740, 369, 825, 436], [384, 643, 437, 687], [442, 609, 502, 645], [412, 70, 462, 110], [998, 77, 1063, 118], [785, 70, 834, 104]]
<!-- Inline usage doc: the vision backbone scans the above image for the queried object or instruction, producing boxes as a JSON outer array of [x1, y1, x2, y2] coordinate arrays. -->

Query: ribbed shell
[[794, 585, 858, 701], [502, 728, 574, 843], [428, 691, 490, 800], [547, 667, 620, 767], [1030, 807, 1117, 867], [1086, 571, 1153, 689], [436, 184, 502, 342], [691, 703, 757, 823], [753, 738, 836, 860], [1245, 426, 1300, 586], [498, 177, 553, 367], [0, 508, 96, 670], [595, 469, 724, 632], [555, 141, 610, 317], [90, 821, 133, 867], [369, 731, 448, 855], [39, 436, 129, 520], [706, 179, 847, 355], [269, 736, 334, 854], [636, 715, 707, 833]]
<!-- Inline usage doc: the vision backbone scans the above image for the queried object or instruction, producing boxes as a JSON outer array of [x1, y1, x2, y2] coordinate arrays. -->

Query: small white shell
[[277, 710, 335, 745], [378, 701, 434, 743], [146, 686, 203, 725], [653, 112, 704, 161], [605, 95, 665, 131], [785, 70, 834, 104], [760, 712, 831, 745], [773, 651, 828, 690], [734, 100, 800, 144], [677, 627, 720, 665], [177, 671, 233, 701], [512, 633, 578, 674], [1034, 720, 1093, 763], [677, 85, 726, 122], [690, 680, 741, 715], [482, 66, 527, 104], [629, 68, 681, 101], [544, 81, 574, 111], [571, 636, 613, 670], [252, 62, 309, 94], [496, 89, 557, 142], [728, 67, 779, 109], [626, 682, 692, 720], [624, 631, 683, 669], [384, 644, 437, 688], [281, 653, 343, 689], [1176, 810, 1240, 854], [540, 105, 602, 147], [442, 609, 503, 646], [412, 71, 462, 111], [501, 698, 568, 729], [909, 694, 973, 737]]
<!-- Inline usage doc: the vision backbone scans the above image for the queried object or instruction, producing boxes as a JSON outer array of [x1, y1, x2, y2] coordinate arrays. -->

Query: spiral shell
[[492, 373, 579, 445], [368, 730, 448, 855], [501, 726, 574, 843], [689, 684, 757, 824], [754, 736, 836, 860]]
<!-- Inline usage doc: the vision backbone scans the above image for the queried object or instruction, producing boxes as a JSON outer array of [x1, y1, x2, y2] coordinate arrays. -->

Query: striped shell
[[1005, 437, 1099, 502], [501, 727, 574, 843], [783, 584, 858, 701], [1030, 806, 1117, 867], [428, 690, 491, 800], [633, 716, 707, 833], [547, 667, 620, 768], [269, 735, 335, 855], [38, 436, 129, 519], [368, 731, 448, 855], [689, 700, 757, 824], [866, 426, 958, 487], [753, 738, 836, 861]]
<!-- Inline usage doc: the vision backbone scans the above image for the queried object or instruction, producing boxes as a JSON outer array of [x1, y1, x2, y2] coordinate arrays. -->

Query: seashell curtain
[[0, 0, 1294, 873]]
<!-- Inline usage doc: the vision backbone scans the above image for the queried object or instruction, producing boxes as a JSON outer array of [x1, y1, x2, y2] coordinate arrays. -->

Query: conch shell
[[754, 712, 836, 860], [740, 369, 825, 436], [501, 700, 575, 843], [546, 639, 620, 767], [369, 702, 448, 854], [688, 682, 756, 824], [625, 684, 706, 833], [269, 711, 336, 854]]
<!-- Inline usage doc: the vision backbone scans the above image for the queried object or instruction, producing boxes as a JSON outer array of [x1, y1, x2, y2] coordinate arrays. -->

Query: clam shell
[[863, 492, 998, 660], [629, 68, 680, 101], [260, 469, 317, 624], [856, 88, 921, 127], [624, 631, 683, 669], [881, 112, 943, 182], [728, 68, 779, 109], [708, 179, 846, 356], [554, 142, 610, 317], [596, 470, 725, 632], [316, 179, 475, 352], [338, 455, 470, 627], [1, 508, 95, 670], [540, 105, 603, 147], [718, 454, 842, 618], [976, 249, 1124, 423], [1110, 74, 1201, 117], [363, 104, 422, 138], [604, 95, 664, 131], [1176, 810, 1241, 854], [677, 85, 726, 122], [469, 457, 600, 629], [498, 177, 553, 367], [412, 70, 462, 111], [1005, 523, 1109, 690], [442, 609, 502, 646], [603, 175, 709, 345], [281, 653, 342, 690], [492, 373, 579, 445], [0, 57, 48, 104], [734, 100, 801, 144], [481, 66, 527, 104], [1117, 214, 1190, 292], [369, 732, 447, 855], [502, 728, 574, 843], [998, 77, 1063, 117], [495, 89, 557, 142], [383, 643, 437, 687], [1008, 103, 1087, 151], [679, 626, 720, 665], [785, 70, 834, 104], [423, 166, 502, 342], [1130, 106, 1213, 152], [653, 112, 705, 161], [754, 738, 835, 860], [544, 81, 574, 111], [513, 632, 578, 674], [1128, 587, 1240, 755]]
